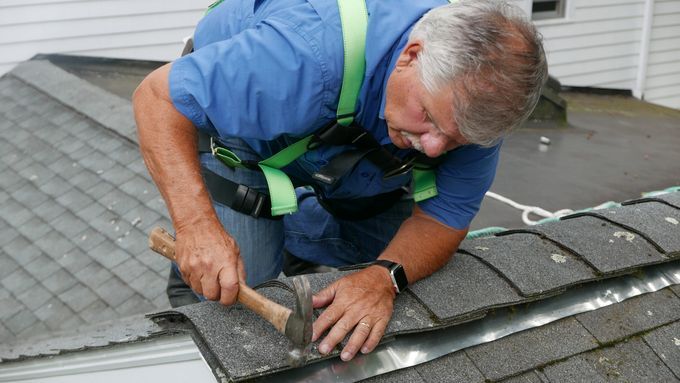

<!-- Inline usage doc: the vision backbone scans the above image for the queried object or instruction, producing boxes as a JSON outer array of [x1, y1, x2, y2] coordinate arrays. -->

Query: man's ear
[[395, 41, 423, 68]]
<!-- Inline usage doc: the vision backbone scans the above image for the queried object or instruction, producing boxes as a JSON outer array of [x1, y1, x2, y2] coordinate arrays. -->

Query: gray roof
[[2, 195, 679, 382], [1, 54, 680, 382], [0, 57, 172, 344]]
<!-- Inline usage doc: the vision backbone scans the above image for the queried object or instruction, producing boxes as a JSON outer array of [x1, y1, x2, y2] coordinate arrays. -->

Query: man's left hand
[[312, 266, 396, 361]]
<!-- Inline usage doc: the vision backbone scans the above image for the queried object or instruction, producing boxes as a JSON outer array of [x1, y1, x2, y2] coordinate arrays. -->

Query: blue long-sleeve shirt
[[169, 0, 500, 229]]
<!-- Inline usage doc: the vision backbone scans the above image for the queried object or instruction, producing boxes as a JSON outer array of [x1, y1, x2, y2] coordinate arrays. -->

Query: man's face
[[384, 42, 468, 158]]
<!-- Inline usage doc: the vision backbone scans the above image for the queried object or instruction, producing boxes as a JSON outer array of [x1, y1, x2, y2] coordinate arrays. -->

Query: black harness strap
[[198, 132, 280, 220], [310, 121, 444, 185]]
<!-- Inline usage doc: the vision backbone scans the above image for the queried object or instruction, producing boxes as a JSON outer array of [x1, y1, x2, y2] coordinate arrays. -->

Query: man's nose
[[420, 133, 446, 157]]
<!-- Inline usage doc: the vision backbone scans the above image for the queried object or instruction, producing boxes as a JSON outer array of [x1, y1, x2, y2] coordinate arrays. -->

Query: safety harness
[[197, 0, 448, 220]]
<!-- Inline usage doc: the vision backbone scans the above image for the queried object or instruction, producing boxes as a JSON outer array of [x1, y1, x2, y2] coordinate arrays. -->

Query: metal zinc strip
[[269, 261, 680, 382]]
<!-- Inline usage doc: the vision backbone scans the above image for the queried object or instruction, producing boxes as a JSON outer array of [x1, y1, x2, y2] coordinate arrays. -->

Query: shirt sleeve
[[418, 143, 501, 230], [168, 18, 333, 140]]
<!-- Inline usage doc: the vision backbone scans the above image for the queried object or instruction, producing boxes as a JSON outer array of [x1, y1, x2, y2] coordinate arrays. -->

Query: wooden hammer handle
[[149, 227, 291, 334]]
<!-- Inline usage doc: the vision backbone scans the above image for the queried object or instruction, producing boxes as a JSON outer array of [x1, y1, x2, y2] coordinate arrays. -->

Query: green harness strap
[[209, 0, 449, 215]]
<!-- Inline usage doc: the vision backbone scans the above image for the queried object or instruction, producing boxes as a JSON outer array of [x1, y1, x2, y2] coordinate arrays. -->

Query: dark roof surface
[[138, 194, 680, 381], [0, 58, 172, 344]]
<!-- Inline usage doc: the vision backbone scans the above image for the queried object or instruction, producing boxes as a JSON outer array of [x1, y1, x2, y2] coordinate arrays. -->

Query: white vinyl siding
[[536, 1, 645, 91], [519, 0, 679, 109], [0, 0, 211, 76], [645, 0, 680, 107], [1, 0, 678, 109]]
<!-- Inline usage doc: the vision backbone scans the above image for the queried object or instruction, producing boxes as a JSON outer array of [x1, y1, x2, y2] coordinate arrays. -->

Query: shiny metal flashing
[[271, 261, 680, 383]]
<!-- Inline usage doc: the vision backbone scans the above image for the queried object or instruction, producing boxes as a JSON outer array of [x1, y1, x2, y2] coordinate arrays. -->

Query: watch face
[[391, 264, 408, 293]]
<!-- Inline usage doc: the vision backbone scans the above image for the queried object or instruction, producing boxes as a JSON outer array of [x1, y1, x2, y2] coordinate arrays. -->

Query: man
[[133, 0, 547, 362]]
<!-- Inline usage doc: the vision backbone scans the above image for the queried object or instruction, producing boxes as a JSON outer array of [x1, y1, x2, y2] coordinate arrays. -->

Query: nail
[[361, 347, 369, 354], [341, 351, 351, 361]]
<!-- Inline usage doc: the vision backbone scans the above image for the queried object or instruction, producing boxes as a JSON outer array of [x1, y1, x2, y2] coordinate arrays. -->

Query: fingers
[[313, 300, 340, 343], [218, 266, 240, 305], [359, 319, 388, 355], [175, 229, 243, 305], [313, 284, 337, 309], [312, 268, 395, 361]]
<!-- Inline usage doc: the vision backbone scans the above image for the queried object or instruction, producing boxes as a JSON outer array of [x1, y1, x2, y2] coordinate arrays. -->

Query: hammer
[[148, 227, 313, 366]]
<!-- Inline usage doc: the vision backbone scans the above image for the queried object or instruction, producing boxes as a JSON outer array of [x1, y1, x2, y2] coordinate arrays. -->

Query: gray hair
[[410, 0, 548, 147]]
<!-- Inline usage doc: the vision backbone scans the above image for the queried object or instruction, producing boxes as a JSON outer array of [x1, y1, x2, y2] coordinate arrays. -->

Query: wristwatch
[[373, 260, 408, 294]]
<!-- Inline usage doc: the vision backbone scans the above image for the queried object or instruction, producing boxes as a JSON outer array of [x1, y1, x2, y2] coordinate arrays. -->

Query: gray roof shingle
[[0, 59, 171, 344]]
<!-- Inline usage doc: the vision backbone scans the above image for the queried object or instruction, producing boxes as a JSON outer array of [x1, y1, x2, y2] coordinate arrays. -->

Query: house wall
[[0, 0, 210, 75], [1, 0, 678, 108], [645, 0, 680, 108], [523, 0, 679, 109]]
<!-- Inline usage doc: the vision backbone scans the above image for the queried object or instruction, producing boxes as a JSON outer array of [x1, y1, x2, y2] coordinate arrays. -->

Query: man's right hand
[[175, 219, 246, 306]]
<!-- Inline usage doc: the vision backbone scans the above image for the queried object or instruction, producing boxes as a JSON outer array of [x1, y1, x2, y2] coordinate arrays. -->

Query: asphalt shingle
[[575, 288, 680, 344], [32, 200, 66, 223], [37, 175, 72, 197], [4, 310, 38, 335], [54, 248, 93, 272], [0, 199, 33, 228], [49, 211, 88, 239], [111, 257, 152, 285], [89, 241, 130, 269], [540, 356, 607, 383], [414, 351, 486, 383], [33, 297, 76, 332], [23, 254, 61, 281], [15, 283, 53, 312], [0, 296, 23, 322], [72, 228, 107, 252], [0, 255, 20, 280], [16, 216, 52, 243], [129, 269, 167, 301], [58, 283, 99, 313], [408, 253, 522, 322], [460, 234, 597, 297], [34, 230, 75, 258], [100, 187, 141, 217], [115, 294, 153, 317], [55, 187, 95, 212], [622, 191, 680, 210], [4, 236, 42, 266], [11, 182, 49, 208], [360, 368, 426, 383], [464, 318, 598, 381], [93, 276, 135, 307], [531, 215, 667, 274], [74, 262, 114, 291], [0, 226, 19, 248], [579, 338, 675, 382], [570, 201, 680, 255], [78, 299, 118, 324], [42, 268, 78, 295], [1, 268, 38, 295], [642, 320, 680, 378]]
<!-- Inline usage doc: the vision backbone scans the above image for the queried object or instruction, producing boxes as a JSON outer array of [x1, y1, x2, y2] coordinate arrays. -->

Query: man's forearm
[[376, 205, 467, 285], [132, 63, 219, 231]]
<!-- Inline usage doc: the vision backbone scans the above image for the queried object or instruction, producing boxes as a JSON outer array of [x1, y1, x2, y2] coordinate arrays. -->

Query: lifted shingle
[[460, 233, 597, 297], [565, 201, 680, 255], [527, 215, 666, 274], [408, 253, 522, 322]]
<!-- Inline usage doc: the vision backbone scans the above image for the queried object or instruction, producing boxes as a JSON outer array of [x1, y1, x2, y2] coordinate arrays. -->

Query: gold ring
[[359, 322, 371, 327]]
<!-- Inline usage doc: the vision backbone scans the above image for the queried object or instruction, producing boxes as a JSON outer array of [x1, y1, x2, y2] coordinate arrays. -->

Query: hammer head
[[285, 275, 313, 367]]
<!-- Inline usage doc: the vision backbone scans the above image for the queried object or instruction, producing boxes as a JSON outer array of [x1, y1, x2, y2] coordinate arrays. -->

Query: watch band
[[373, 260, 408, 294]]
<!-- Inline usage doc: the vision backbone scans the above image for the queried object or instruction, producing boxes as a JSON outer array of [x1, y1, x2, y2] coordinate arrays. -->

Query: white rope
[[485, 191, 574, 225]]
